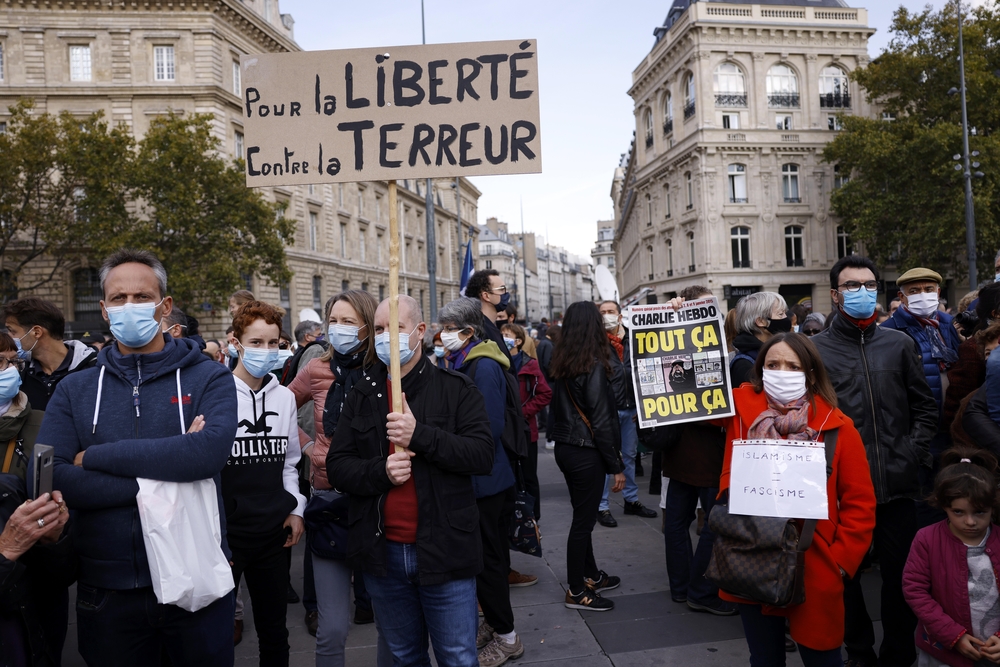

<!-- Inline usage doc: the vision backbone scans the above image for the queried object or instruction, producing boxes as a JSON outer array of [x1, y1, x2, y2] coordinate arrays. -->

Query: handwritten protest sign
[[627, 298, 734, 428], [240, 39, 541, 186], [728, 439, 830, 520]]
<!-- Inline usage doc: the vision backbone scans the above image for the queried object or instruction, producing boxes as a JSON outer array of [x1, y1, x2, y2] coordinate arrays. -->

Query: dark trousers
[[554, 444, 605, 592], [525, 441, 541, 520], [302, 545, 317, 614], [843, 497, 917, 667], [476, 488, 515, 635], [739, 604, 842, 667], [230, 530, 292, 667], [663, 480, 720, 605], [354, 569, 373, 612], [76, 585, 235, 667]]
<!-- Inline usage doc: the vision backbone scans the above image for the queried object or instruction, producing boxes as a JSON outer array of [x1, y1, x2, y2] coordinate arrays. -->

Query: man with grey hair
[[161, 305, 188, 339], [43, 248, 239, 666], [730, 291, 791, 386], [438, 296, 522, 666], [327, 295, 495, 667]]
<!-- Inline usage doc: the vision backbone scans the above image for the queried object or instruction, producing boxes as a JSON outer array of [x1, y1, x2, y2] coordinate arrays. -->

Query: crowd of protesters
[[7, 249, 1000, 667]]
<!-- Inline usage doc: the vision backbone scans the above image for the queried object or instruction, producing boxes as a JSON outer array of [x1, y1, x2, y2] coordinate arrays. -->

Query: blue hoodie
[[42, 335, 237, 590]]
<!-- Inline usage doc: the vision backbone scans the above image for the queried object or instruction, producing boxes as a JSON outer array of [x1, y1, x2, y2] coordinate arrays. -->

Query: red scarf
[[607, 333, 623, 362], [837, 306, 878, 331]]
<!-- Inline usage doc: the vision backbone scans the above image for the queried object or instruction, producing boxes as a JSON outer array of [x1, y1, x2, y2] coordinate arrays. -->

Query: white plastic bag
[[135, 478, 235, 612]]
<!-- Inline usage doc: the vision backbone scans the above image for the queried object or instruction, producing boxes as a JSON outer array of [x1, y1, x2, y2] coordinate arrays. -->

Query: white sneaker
[[545, 440, 555, 450]]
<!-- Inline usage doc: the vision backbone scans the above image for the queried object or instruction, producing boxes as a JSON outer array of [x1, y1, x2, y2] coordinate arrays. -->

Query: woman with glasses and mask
[[286, 290, 391, 667], [731, 292, 791, 386], [800, 313, 826, 337], [224, 300, 306, 667]]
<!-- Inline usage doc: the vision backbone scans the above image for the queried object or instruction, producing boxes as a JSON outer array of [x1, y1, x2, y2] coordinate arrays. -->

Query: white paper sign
[[729, 439, 829, 520]]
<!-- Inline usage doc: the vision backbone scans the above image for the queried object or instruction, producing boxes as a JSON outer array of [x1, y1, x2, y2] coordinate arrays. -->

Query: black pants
[[230, 530, 291, 667], [843, 497, 917, 667], [476, 488, 515, 635], [554, 444, 605, 592], [525, 441, 541, 520]]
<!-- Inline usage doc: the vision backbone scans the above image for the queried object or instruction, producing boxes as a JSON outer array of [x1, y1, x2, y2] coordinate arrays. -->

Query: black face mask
[[767, 316, 793, 335]]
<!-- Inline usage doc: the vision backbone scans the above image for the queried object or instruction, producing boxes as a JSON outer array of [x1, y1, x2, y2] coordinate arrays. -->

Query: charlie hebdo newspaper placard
[[728, 439, 830, 520], [626, 298, 734, 429]]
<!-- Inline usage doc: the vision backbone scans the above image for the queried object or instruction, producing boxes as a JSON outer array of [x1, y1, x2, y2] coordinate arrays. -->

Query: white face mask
[[906, 292, 940, 318], [602, 314, 620, 331], [440, 330, 467, 352], [761, 370, 807, 405]]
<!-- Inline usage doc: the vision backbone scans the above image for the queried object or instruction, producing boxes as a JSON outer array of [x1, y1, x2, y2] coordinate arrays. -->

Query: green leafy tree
[[0, 100, 133, 292], [825, 2, 1000, 280], [85, 112, 295, 308]]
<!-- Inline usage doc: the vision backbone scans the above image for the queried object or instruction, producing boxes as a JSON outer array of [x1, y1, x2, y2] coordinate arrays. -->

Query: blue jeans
[[76, 585, 235, 667], [663, 480, 720, 605], [738, 604, 842, 667], [600, 410, 639, 509], [363, 541, 478, 667]]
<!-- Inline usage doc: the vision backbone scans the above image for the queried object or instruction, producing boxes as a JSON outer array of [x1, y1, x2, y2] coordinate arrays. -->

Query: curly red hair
[[232, 301, 284, 340]]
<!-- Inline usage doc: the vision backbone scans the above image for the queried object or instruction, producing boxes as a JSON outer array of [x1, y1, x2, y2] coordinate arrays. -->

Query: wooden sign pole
[[387, 180, 404, 454]]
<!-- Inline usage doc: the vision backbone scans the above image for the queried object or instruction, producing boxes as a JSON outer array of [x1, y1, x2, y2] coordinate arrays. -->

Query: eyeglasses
[[0, 358, 24, 373], [838, 281, 879, 293], [802, 329, 821, 337], [278, 341, 290, 350], [489, 286, 508, 295]]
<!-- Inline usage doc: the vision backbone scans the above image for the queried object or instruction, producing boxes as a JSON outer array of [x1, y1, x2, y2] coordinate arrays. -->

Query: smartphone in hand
[[32, 444, 53, 500]]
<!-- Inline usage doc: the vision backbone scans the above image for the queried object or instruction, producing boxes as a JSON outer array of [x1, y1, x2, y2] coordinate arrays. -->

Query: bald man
[[327, 296, 495, 667]]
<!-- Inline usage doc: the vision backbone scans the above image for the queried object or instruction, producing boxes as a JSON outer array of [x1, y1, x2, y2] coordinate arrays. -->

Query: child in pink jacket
[[902, 448, 1000, 666]]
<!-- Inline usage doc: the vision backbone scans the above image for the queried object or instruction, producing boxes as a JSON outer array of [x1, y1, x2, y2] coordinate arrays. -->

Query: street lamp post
[[957, 0, 978, 291], [421, 0, 438, 318]]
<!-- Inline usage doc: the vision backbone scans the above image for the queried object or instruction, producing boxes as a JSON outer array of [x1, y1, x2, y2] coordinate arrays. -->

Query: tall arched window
[[727, 164, 747, 203], [714, 63, 747, 107], [819, 66, 850, 108], [73, 268, 101, 323], [837, 225, 853, 258], [685, 171, 693, 209], [731, 226, 751, 268], [666, 239, 674, 276], [687, 231, 696, 271], [646, 193, 654, 226], [647, 245, 655, 280], [644, 109, 654, 148], [663, 184, 672, 218], [684, 74, 696, 119], [782, 164, 800, 202], [766, 64, 799, 108], [784, 225, 804, 266], [663, 91, 674, 134]]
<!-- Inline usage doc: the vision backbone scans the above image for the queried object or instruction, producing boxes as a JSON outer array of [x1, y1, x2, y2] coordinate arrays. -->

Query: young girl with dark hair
[[548, 301, 624, 611], [903, 447, 1000, 666]]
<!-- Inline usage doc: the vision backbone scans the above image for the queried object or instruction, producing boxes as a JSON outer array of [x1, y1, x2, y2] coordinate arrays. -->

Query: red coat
[[514, 355, 552, 442], [718, 386, 877, 651]]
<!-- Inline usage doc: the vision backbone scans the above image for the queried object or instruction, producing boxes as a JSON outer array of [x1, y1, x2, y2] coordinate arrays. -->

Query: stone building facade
[[0, 0, 480, 337], [613, 0, 874, 312]]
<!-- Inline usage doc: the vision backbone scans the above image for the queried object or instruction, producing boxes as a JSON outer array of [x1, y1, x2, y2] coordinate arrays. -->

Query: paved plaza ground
[[61, 442, 885, 666]]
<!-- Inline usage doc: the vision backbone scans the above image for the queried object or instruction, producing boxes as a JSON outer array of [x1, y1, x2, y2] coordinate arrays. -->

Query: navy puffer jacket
[[881, 307, 961, 414]]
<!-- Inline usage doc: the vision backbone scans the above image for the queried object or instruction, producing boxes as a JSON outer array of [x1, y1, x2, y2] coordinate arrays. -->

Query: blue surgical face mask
[[106, 300, 164, 349], [434, 345, 446, 358], [375, 325, 419, 368], [841, 288, 877, 319], [503, 337, 517, 350], [272, 348, 294, 371], [228, 343, 239, 359], [13, 329, 36, 361], [238, 343, 279, 378], [329, 323, 366, 355], [0, 366, 22, 403]]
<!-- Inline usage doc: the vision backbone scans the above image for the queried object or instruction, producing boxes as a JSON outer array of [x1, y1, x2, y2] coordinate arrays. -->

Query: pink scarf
[[747, 397, 818, 442]]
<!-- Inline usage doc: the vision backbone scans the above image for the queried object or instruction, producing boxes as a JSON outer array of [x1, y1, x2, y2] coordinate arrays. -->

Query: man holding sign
[[717, 332, 875, 663], [326, 296, 495, 667]]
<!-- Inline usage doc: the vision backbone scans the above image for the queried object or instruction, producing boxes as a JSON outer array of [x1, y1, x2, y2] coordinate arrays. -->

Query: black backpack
[[280, 340, 328, 386], [465, 357, 530, 461]]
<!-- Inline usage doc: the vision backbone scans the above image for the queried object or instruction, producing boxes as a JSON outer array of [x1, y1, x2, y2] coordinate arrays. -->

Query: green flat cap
[[897, 267, 943, 286]]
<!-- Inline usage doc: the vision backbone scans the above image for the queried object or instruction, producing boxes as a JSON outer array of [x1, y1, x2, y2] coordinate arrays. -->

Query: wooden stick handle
[[387, 180, 404, 454]]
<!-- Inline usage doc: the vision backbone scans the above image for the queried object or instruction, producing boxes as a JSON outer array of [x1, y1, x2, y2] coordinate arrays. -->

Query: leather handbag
[[705, 429, 838, 608], [303, 490, 349, 561], [508, 462, 542, 557]]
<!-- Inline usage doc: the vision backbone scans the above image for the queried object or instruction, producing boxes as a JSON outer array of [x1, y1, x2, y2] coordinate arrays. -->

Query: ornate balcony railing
[[819, 93, 851, 109], [768, 93, 800, 108], [684, 100, 696, 119], [715, 94, 748, 108], [663, 119, 673, 135]]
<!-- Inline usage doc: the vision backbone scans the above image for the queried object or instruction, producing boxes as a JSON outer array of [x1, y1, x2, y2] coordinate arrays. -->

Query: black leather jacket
[[549, 361, 623, 474], [961, 386, 1000, 459], [326, 355, 495, 585], [609, 335, 636, 412], [812, 314, 938, 504]]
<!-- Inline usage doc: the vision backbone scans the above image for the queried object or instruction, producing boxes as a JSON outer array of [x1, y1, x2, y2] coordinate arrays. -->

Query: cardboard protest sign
[[626, 298, 734, 428], [240, 39, 541, 186], [728, 439, 830, 520]]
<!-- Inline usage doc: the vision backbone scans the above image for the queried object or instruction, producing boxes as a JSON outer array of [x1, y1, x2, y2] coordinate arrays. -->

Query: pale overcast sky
[[280, 0, 981, 256]]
